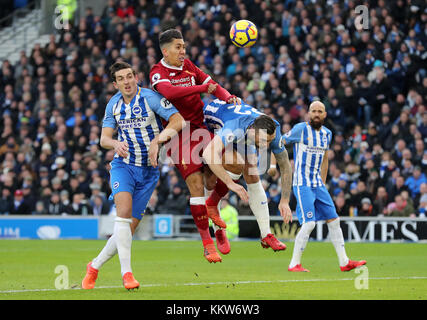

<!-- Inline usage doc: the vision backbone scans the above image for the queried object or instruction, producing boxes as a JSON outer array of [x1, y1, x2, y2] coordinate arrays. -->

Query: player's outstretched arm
[[155, 81, 210, 100], [202, 135, 248, 202], [100, 127, 129, 158], [275, 149, 293, 224], [207, 79, 241, 105], [149, 113, 186, 168]]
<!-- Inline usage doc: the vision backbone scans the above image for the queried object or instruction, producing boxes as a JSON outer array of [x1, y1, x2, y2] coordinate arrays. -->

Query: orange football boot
[[122, 272, 140, 290], [82, 262, 98, 289], [203, 243, 222, 263]]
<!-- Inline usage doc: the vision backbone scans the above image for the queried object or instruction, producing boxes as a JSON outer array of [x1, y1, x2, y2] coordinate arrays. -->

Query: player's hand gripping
[[227, 95, 241, 105], [279, 200, 293, 224], [114, 140, 129, 158], [226, 181, 249, 203]]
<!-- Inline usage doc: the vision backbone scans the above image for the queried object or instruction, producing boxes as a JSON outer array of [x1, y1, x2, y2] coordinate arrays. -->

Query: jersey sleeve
[[282, 123, 304, 144], [145, 91, 179, 121], [216, 120, 245, 147], [102, 98, 117, 129], [270, 123, 286, 154], [149, 65, 171, 89]]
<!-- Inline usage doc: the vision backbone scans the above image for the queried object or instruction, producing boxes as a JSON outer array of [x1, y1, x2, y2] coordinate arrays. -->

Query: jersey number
[[227, 104, 263, 115]]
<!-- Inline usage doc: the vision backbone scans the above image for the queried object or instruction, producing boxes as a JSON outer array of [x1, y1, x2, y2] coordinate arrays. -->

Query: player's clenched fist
[[207, 83, 218, 94], [113, 140, 129, 158]]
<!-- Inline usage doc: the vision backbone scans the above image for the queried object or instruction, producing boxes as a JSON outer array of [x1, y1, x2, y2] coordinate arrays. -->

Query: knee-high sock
[[205, 179, 229, 207], [91, 234, 118, 270], [204, 188, 220, 233], [289, 221, 315, 268], [327, 218, 349, 267], [190, 197, 213, 246], [247, 181, 271, 238], [114, 217, 133, 276]]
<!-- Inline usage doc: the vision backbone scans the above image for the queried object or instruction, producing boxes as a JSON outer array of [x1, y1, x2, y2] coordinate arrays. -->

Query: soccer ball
[[229, 20, 258, 48]]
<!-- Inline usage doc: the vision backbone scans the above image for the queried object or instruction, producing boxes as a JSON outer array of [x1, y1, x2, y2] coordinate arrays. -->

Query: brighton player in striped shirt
[[82, 62, 185, 290], [202, 99, 293, 253], [283, 101, 366, 272]]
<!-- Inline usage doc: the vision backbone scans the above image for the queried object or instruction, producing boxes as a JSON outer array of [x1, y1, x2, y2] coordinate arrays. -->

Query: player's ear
[[112, 81, 118, 90]]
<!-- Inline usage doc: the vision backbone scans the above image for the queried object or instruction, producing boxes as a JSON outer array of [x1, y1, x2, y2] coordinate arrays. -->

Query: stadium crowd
[[0, 0, 426, 219]]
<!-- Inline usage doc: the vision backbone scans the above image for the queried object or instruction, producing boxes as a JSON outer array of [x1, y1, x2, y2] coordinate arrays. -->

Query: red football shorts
[[166, 124, 214, 180]]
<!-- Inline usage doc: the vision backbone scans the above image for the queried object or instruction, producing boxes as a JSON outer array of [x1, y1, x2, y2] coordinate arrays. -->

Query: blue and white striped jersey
[[283, 122, 332, 187], [203, 99, 285, 155], [102, 86, 178, 167]]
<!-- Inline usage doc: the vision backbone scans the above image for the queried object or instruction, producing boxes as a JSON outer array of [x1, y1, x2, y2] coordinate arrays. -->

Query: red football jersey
[[150, 58, 212, 128]]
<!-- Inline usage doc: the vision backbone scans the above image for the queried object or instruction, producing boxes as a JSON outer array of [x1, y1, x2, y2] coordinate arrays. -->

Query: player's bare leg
[[186, 171, 221, 263], [243, 159, 286, 251], [326, 217, 367, 271]]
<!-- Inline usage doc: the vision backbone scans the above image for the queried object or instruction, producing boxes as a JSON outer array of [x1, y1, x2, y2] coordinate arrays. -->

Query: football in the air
[[229, 19, 258, 48]]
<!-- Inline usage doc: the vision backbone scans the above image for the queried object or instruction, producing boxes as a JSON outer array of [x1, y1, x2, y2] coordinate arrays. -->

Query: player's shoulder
[[106, 91, 122, 108], [141, 87, 160, 99], [293, 122, 307, 130], [142, 88, 169, 104], [321, 125, 332, 135]]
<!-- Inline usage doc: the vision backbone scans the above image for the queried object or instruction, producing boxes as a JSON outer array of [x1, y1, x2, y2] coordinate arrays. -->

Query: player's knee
[[303, 221, 316, 232], [327, 217, 340, 229]]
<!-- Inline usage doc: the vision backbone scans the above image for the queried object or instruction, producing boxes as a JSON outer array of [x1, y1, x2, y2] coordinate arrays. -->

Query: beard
[[310, 117, 324, 129]]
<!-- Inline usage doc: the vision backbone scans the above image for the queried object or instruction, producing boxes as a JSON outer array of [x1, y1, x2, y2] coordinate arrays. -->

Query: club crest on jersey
[[169, 72, 176, 76], [113, 182, 119, 189], [132, 105, 142, 115], [307, 211, 313, 218]]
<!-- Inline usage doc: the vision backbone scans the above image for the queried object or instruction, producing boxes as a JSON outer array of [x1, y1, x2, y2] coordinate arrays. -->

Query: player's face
[[308, 103, 327, 129], [249, 129, 276, 149], [113, 68, 138, 98], [163, 38, 186, 67]]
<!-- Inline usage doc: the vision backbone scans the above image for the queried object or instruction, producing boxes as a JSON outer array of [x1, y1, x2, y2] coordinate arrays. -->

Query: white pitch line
[[1, 276, 427, 294]]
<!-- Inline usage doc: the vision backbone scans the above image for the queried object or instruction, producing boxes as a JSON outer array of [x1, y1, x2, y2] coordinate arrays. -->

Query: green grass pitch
[[0, 240, 426, 300]]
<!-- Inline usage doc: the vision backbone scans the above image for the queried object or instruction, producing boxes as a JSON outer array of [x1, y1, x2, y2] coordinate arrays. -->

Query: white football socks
[[114, 217, 133, 276], [247, 181, 271, 239], [327, 218, 349, 267], [289, 221, 315, 268], [91, 233, 118, 270]]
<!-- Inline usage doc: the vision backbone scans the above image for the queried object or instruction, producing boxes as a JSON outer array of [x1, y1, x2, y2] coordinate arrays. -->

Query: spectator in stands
[[405, 166, 427, 198], [10, 189, 31, 215], [373, 186, 389, 216], [386, 194, 415, 217], [359, 198, 374, 216]]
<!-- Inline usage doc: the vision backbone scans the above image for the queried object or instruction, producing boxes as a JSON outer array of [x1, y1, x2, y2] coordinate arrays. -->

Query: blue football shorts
[[109, 159, 160, 220], [293, 185, 338, 224]]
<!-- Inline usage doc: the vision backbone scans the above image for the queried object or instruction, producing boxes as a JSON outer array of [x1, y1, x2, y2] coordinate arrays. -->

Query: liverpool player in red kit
[[150, 29, 244, 263]]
